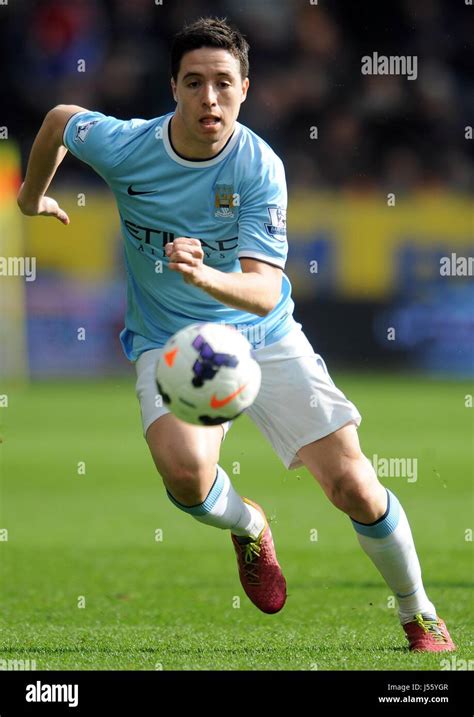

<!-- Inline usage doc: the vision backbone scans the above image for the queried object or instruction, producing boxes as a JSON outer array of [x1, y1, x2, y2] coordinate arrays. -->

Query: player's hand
[[17, 184, 70, 225], [165, 237, 208, 287]]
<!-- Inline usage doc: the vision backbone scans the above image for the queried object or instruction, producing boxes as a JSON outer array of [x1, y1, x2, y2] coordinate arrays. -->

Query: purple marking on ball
[[190, 334, 239, 384]]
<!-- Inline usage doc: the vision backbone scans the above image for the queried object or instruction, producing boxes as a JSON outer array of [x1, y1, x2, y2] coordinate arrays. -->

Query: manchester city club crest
[[214, 183, 239, 219]]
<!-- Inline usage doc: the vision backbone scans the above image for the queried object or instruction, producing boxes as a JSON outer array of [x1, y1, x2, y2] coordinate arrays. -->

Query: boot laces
[[240, 535, 263, 585], [414, 613, 447, 643]]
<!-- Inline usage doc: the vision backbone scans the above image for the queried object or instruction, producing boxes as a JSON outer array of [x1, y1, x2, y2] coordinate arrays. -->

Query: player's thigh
[[145, 413, 223, 484], [246, 326, 361, 472], [135, 346, 224, 491], [297, 423, 387, 520], [297, 422, 366, 488]]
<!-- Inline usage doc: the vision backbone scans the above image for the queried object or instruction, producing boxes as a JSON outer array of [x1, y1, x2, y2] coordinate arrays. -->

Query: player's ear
[[171, 77, 177, 103], [240, 77, 249, 104]]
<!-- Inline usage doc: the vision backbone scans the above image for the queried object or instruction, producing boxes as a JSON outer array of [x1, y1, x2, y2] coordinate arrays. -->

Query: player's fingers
[[39, 206, 70, 224], [169, 249, 201, 265], [177, 243, 203, 260], [181, 246, 203, 260], [55, 208, 70, 225], [168, 261, 194, 274], [173, 236, 201, 246], [172, 237, 202, 254], [38, 197, 70, 224], [168, 249, 191, 263], [182, 241, 203, 257], [39, 197, 59, 214]]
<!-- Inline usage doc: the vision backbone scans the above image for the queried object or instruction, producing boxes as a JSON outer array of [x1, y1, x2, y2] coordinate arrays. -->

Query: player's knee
[[165, 457, 212, 486], [325, 458, 376, 515], [157, 451, 216, 505]]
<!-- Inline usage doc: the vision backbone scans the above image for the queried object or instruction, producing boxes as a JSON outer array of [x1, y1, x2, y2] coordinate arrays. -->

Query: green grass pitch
[[1, 373, 472, 670]]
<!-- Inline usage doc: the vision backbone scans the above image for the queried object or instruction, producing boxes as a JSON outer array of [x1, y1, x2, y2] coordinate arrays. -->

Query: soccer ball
[[155, 322, 262, 426]]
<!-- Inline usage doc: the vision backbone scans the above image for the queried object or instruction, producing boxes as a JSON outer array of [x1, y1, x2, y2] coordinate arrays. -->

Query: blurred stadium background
[[0, 0, 472, 380]]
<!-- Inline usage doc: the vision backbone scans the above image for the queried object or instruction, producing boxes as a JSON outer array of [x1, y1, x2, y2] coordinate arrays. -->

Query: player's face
[[170, 48, 249, 158]]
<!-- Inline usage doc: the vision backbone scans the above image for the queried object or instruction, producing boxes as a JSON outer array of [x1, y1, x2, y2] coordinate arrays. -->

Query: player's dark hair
[[171, 17, 250, 81]]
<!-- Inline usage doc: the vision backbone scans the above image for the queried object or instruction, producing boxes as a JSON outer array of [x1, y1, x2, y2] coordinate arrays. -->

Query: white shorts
[[134, 324, 362, 470]]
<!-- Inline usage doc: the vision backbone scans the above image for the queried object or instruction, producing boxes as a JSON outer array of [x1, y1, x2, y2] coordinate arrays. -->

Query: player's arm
[[166, 239, 281, 317], [216, 256, 282, 316], [17, 104, 87, 223], [168, 150, 288, 316]]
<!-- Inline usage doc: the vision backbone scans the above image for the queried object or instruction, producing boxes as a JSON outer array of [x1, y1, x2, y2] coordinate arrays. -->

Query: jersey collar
[[162, 113, 241, 168]]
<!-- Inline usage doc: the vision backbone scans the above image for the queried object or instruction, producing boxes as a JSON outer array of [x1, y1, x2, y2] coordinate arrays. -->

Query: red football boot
[[403, 613, 456, 652], [231, 498, 287, 614]]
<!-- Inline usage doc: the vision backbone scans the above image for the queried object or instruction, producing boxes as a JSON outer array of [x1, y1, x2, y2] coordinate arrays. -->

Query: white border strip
[[237, 251, 285, 268]]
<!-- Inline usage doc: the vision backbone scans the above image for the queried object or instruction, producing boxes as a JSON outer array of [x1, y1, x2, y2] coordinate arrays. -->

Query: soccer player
[[17, 17, 454, 652]]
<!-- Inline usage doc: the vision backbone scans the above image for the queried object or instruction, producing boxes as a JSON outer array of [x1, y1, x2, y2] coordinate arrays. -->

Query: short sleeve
[[63, 110, 146, 179], [237, 155, 288, 269]]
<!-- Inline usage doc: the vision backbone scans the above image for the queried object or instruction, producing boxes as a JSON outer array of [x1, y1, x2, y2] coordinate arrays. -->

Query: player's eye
[[187, 81, 199, 88]]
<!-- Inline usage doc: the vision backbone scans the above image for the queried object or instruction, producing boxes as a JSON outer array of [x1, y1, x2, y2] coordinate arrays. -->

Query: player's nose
[[201, 82, 218, 106]]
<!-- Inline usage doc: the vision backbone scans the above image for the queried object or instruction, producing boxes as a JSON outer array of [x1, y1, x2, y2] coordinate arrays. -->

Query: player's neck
[[170, 113, 234, 161]]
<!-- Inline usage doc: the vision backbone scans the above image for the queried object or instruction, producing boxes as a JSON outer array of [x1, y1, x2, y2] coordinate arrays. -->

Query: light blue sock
[[167, 464, 265, 539], [351, 488, 436, 624]]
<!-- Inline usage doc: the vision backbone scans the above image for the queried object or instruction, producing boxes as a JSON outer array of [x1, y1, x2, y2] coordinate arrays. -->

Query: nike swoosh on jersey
[[210, 384, 247, 409], [127, 185, 159, 196]]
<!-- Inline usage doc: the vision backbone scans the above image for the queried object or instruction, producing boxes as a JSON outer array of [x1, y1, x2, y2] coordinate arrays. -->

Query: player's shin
[[166, 465, 265, 539], [350, 488, 436, 624]]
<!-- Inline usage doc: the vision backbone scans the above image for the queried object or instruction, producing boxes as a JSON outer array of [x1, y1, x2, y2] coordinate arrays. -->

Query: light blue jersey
[[63, 110, 298, 361]]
